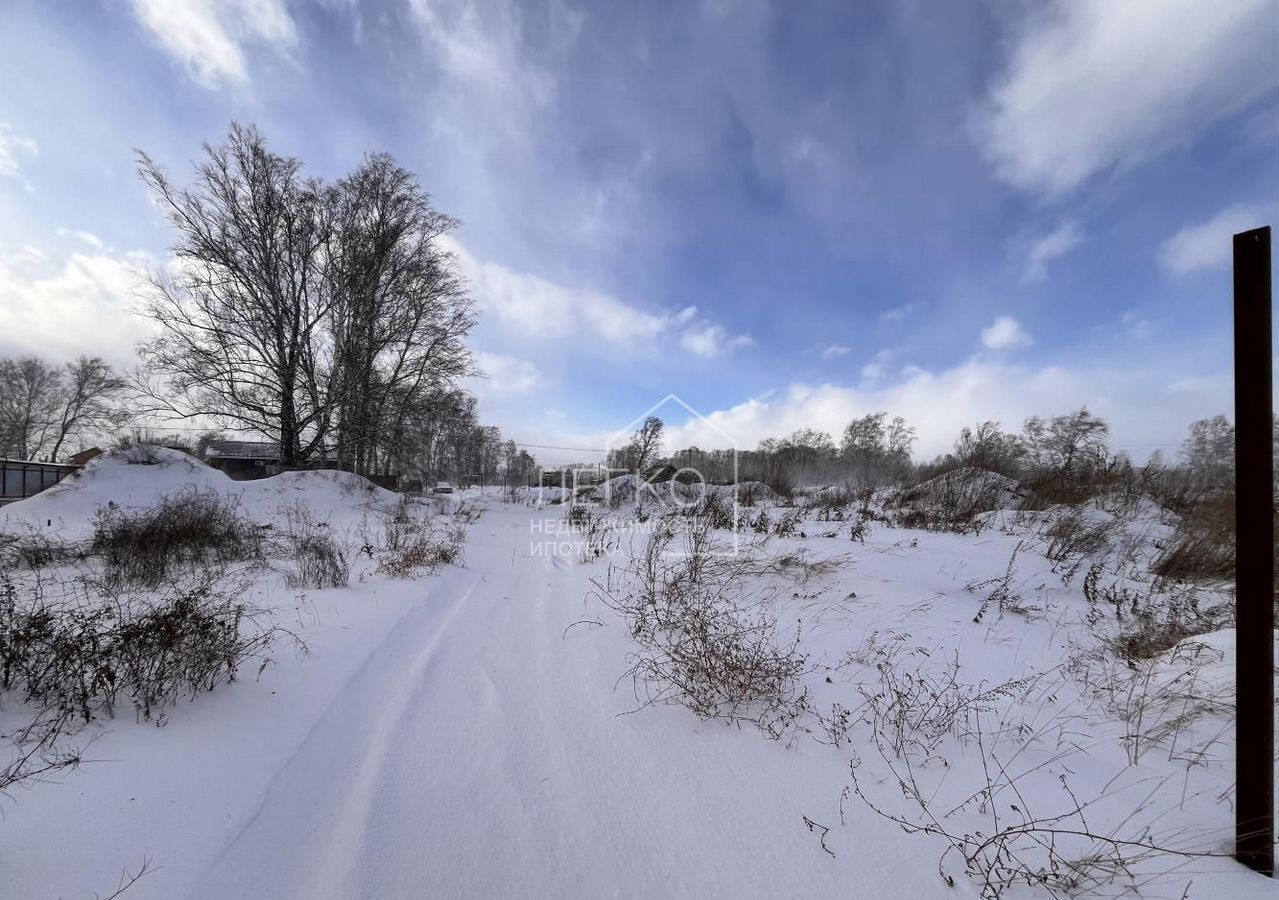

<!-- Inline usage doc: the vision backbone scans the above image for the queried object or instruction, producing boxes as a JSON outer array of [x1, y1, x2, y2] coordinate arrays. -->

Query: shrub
[[1151, 494, 1235, 582], [886, 468, 1028, 534], [1039, 507, 1113, 565], [1109, 593, 1228, 662], [697, 492, 737, 530], [91, 489, 263, 586], [377, 528, 464, 578], [772, 509, 803, 538], [806, 485, 857, 520], [966, 543, 1037, 622], [281, 507, 350, 590], [590, 520, 808, 731], [1, 706, 85, 795], [0, 529, 85, 570], [848, 651, 1221, 898], [0, 566, 289, 725], [759, 470, 794, 503], [567, 505, 616, 562], [374, 504, 466, 578]]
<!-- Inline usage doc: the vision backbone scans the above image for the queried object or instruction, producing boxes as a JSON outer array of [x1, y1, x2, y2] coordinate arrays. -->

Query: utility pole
[[1234, 225, 1273, 876]]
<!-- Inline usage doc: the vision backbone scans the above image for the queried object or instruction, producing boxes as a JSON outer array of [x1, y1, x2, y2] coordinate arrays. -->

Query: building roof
[[204, 440, 281, 460]]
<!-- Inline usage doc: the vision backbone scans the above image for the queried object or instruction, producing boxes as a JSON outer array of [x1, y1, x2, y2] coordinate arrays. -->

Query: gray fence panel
[[0, 460, 80, 500]]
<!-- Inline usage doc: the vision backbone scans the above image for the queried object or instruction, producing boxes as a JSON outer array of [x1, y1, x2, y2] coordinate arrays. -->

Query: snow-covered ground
[[0, 454, 1274, 899]]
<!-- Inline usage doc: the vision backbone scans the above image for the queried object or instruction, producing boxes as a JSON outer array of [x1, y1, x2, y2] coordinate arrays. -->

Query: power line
[[512, 442, 606, 453]]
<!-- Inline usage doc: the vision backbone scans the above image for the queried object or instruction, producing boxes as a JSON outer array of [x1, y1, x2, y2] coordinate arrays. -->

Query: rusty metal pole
[[1234, 225, 1274, 876]]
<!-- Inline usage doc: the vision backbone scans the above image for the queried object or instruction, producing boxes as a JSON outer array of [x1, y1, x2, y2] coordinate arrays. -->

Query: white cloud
[[1121, 310, 1152, 339], [1159, 204, 1268, 275], [820, 345, 850, 360], [472, 351, 543, 395], [860, 349, 892, 383], [977, 0, 1277, 196], [663, 360, 1230, 461], [55, 228, 105, 249], [679, 323, 753, 359], [980, 315, 1033, 351], [0, 123, 38, 186], [1022, 220, 1082, 283], [129, 0, 297, 88], [444, 235, 667, 344], [406, 0, 554, 106], [878, 303, 916, 325], [0, 245, 154, 365], [443, 235, 749, 357]]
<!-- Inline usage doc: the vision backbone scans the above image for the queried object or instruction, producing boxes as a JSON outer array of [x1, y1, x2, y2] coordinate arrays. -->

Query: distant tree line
[[648, 407, 1269, 500], [0, 355, 128, 461]]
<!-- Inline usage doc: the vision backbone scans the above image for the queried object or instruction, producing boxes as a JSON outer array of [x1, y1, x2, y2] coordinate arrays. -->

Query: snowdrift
[[0, 446, 402, 539], [892, 466, 1028, 518]]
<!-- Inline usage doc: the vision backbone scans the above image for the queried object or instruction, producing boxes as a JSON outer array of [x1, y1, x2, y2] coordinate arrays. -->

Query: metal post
[[1234, 225, 1274, 876]]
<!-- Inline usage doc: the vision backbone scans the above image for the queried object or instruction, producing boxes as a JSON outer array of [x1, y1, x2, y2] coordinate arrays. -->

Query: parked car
[[433, 481, 454, 494]]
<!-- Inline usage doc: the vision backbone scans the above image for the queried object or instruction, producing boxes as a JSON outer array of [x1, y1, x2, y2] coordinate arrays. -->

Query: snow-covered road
[[184, 506, 940, 899]]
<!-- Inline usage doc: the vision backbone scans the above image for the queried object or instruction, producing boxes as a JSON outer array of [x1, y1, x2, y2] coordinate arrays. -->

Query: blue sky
[[0, 0, 1276, 462]]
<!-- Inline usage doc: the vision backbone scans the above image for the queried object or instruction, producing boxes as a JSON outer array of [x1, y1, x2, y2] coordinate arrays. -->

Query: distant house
[[203, 441, 285, 480], [642, 464, 678, 484], [201, 440, 399, 489], [538, 463, 610, 488]]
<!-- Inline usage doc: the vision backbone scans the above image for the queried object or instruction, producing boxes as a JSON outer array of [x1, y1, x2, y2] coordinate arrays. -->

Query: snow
[[0, 456, 1274, 899], [893, 465, 1028, 516], [577, 475, 775, 509], [0, 448, 401, 542]]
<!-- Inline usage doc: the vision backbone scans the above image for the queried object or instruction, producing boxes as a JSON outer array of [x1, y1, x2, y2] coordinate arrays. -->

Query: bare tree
[[1023, 408, 1109, 477], [501, 440, 536, 492], [839, 412, 914, 485], [49, 356, 128, 459], [841, 412, 886, 461], [953, 420, 1023, 474], [0, 356, 62, 460], [386, 388, 475, 483], [135, 124, 334, 466], [1182, 415, 1233, 491], [326, 153, 475, 475], [885, 416, 916, 462], [613, 416, 664, 473]]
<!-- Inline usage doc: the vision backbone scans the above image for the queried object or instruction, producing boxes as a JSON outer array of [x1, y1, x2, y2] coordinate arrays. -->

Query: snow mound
[[726, 481, 776, 502], [0, 446, 402, 539], [895, 467, 1028, 516]]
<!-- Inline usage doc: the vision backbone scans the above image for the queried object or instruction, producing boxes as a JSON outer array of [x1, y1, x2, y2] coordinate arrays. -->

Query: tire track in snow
[[188, 567, 483, 900], [305, 570, 483, 900]]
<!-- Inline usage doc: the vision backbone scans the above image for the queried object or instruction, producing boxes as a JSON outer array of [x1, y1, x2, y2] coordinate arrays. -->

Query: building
[[537, 463, 610, 488], [203, 441, 287, 480], [202, 440, 399, 490]]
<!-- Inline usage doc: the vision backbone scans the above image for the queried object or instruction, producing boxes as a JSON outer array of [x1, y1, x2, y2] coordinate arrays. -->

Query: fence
[[0, 459, 82, 504]]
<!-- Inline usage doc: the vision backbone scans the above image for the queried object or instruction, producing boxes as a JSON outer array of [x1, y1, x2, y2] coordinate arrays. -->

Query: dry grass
[[1152, 494, 1235, 583], [1, 565, 293, 726], [91, 489, 264, 587], [279, 505, 350, 590], [590, 519, 810, 733]]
